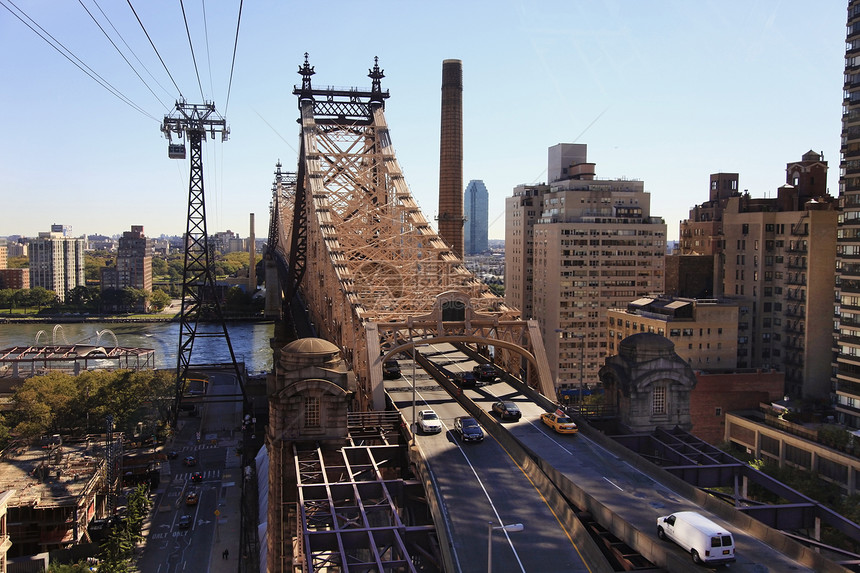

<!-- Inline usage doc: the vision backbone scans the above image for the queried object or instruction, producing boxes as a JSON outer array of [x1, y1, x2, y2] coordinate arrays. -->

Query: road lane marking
[[484, 429, 594, 573], [603, 476, 623, 491]]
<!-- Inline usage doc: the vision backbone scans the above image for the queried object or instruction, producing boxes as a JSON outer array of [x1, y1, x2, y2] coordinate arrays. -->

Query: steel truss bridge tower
[[162, 100, 247, 422], [268, 55, 555, 411]]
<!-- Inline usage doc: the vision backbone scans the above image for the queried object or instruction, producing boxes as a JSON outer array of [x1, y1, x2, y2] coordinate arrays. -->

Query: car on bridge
[[383, 359, 401, 379], [473, 363, 497, 382], [656, 511, 735, 565], [541, 411, 578, 434], [452, 371, 478, 388], [491, 401, 522, 421], [417, 409, 443, 434], [454, 417, 484, 442]]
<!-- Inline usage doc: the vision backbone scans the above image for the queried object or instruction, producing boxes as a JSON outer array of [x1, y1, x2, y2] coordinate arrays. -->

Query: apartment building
[[506, 143, 666, 388], [28, 231, 85, 302], [607, 296, 739, 370], [721, 189, 836, 400], [100, 226, 153, 311], [678, 172, 739, 256], [835, 0, 860, 428]]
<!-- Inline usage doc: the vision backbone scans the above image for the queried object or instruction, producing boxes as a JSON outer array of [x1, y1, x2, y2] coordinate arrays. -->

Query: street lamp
[[487, 521, 524, 572], [411, 341, 429, 446]]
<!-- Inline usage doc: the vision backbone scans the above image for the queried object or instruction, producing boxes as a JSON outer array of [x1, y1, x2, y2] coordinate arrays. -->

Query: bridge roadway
[[384, 343, 822, 573]]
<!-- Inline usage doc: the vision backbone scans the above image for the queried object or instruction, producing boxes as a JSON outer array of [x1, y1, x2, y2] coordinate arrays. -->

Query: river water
[[0, 321, 275, 375]]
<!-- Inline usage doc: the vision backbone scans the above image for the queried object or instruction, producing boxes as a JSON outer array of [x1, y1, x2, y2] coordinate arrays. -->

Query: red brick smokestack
[[438, 59, 464, 258]]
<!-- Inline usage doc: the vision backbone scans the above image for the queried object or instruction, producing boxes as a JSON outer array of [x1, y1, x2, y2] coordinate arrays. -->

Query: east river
[[0, 321, 275, 375]]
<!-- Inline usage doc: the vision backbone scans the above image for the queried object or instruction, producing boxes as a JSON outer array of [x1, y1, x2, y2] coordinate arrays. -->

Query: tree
[[151, 256, 168, 277], [6, 255, 28, 268], [85, 250, 113, 283], [66, 285, 95, 310], [0, 289, 15, 313], [10, 369, 175, 437], [29, 286, 58, 311], [149, 289, 171, 312], [120, 287, 144, 312]]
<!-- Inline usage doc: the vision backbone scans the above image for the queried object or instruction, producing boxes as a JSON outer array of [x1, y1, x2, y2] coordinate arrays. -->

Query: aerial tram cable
[[201, 0, 215, 102], [0, 0, 156, 121], [223, 0, 244, 115], [179, 0, 206, 102], [125, 0, 185, 100], [76, 0, 171, 112], [89, 0, 175, 106]]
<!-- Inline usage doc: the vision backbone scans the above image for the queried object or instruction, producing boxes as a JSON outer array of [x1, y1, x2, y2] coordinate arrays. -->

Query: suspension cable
[[224, 0, 243, 115], [91, 0, 174, 105], [0, 0, 156, 121], [201, 0, 215, 102], [179, 0, 205, 102], [126, 0, 184, 101], [77, 0, 170, 111]]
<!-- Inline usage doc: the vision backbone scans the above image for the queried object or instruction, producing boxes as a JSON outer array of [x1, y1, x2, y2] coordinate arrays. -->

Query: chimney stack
[[249, 213, 256, 292], [438, 59, 464, 258]]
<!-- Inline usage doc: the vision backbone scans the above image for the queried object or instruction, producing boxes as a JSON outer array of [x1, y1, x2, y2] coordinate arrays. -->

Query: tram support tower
[[162, 100, 247, 424]]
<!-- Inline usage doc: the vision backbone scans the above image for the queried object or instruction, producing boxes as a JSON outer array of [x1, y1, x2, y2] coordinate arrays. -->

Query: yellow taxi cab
[[540, 410, 578, 434], [185, 491, 199, 505]]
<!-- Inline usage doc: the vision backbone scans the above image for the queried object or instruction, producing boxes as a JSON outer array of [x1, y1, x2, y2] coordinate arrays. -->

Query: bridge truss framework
[[269, 55, 555, 409]]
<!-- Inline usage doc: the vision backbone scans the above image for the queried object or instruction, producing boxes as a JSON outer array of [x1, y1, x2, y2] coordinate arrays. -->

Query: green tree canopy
[[10, 369, 175, 438], [7, 255, 28, 268], [149, 288, 171, 312], [85, 250, 113, 283]]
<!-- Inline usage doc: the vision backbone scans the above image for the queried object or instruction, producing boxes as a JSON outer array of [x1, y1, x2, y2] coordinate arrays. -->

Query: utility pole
[[162, 99, 247, 426]]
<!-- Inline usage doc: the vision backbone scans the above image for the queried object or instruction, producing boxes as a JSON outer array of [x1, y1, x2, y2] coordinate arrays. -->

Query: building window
[[715, 407, 722, 417], [305, 396, 320, 428], [653, 385, 666, 415]]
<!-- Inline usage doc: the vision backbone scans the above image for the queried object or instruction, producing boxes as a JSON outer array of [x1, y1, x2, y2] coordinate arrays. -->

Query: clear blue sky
[[0, 1, 847, 242]]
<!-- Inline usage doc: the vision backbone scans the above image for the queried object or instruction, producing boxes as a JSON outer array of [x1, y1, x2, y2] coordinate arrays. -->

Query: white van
[[656, 511, 735, 565]]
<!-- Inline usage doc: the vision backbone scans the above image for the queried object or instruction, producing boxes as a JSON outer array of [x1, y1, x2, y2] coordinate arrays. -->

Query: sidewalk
[[206, 372, 246, 573], [208, 448, 243, 572]]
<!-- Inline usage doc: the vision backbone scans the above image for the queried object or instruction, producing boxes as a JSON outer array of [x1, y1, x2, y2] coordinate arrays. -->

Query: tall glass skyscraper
[[464, 180, 489, 254]]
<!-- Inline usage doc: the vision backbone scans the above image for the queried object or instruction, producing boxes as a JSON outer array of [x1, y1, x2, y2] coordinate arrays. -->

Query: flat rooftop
[[0, 437, 107, 508]]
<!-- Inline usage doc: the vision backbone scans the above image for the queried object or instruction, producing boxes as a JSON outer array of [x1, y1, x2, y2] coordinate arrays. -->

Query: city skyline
[[0, 2, 846, 241]]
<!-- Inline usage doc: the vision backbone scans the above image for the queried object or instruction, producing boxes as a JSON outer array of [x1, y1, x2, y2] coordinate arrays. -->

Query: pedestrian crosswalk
[[174, 443, 220, 453], [174, 469, 221, 482]]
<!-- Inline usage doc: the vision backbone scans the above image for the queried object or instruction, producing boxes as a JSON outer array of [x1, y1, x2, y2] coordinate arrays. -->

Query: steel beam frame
[[295, 442, 438, 572]]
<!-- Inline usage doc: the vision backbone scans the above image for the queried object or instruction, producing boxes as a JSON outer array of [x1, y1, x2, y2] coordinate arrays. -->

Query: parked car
[[491, 401, 522, 421], [417, 409, 443, 433], [190, 471, 203, 483], [452, 371, 478, 388], [473, 363, 497, 382], [540, 411, 578, 434], [454, 417, 484, 442], [177, 515, 192, 530], [656, 511, 735, 565], [383, 359, 401, 379], [185, 491, 199, 505], [183, 456, 197, 467]]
